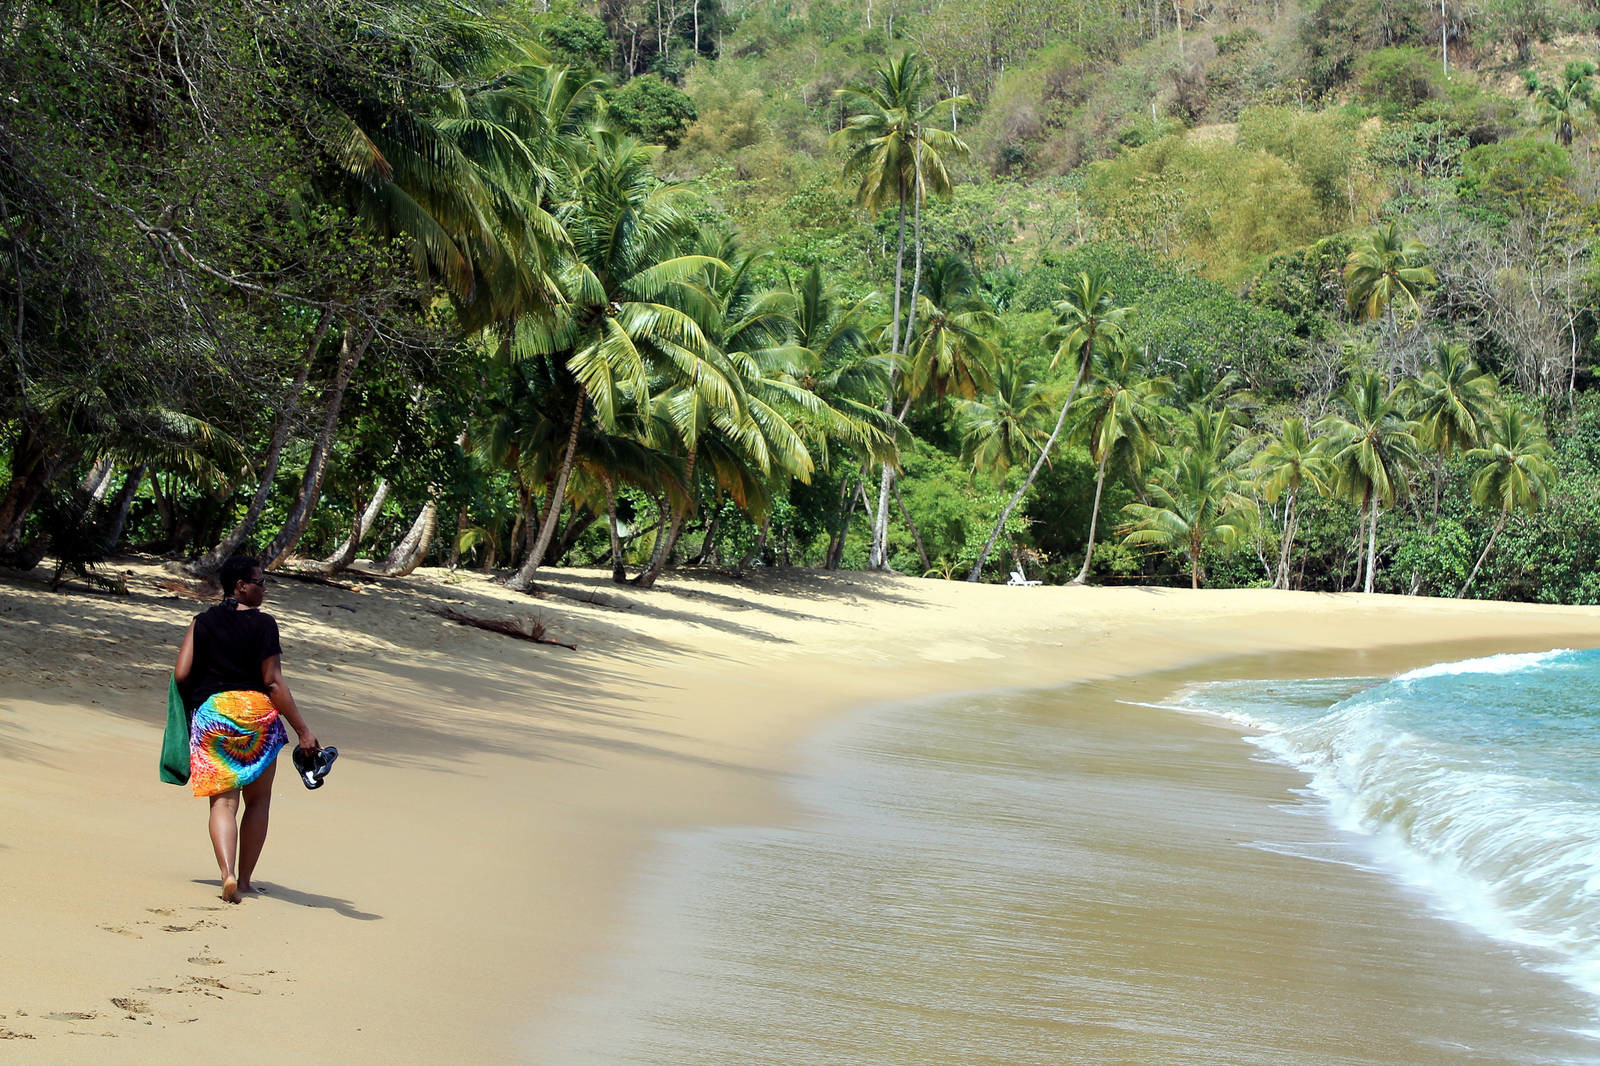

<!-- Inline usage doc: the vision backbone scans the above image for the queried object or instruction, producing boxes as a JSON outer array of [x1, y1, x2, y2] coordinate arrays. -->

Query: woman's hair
[[219, 555, 260, 600]]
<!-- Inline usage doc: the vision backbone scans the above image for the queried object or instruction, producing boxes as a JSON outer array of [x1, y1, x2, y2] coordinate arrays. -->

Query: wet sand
[[2, 561, 1599, 1062]]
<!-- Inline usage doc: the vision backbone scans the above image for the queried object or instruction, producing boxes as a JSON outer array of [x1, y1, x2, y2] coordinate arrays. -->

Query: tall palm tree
[[1458, 408, 1556, 597], [504, 131, 736, 592], [1121, 445, 1256, 589], [1405, 343, 1499, 537], [1067, 342, 1170, 585], [1251, 416, 1331, 589], [833, 52, 969, 569], [968, 270, 1132, 581], [1344, 222, 1436, 379], [1525, 61, 1596, 147], [1317, 370, 1422, 594]]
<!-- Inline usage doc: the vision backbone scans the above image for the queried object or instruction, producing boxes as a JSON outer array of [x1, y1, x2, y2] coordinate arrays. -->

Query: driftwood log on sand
[[432, 606, 577, 650]]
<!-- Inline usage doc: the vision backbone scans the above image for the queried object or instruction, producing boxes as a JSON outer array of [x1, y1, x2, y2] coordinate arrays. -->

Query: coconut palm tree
[[1251, 416, 1331, 589], [1121, 445, 1256, 589], [955, 358, 1054, 477], [1317, 370, 1422, 593], [1068, 342, 1171, 585], [968, 270, 1132, 581], [833, 52, 970, 568], [1344, 222, 1436, 380], [503, 130, 736, 592], [1458, 408, 1556, 598]]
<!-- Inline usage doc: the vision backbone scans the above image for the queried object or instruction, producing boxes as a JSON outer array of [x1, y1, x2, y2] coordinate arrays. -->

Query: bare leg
[[237, 759, 277, 893], [208, 790, 241, 902]]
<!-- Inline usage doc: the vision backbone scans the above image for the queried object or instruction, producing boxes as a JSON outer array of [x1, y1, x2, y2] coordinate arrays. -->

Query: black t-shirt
[[185, 603, 283, 707]]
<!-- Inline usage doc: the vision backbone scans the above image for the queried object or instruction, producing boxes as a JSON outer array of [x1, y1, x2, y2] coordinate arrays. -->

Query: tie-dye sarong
[[189, 690, 286, 797]]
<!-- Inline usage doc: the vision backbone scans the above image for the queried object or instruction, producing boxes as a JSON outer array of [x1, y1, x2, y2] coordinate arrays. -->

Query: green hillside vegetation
[[5, 0, 1600, 599]]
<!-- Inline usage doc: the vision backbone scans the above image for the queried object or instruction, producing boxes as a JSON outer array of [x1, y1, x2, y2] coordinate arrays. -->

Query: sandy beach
[[4, 561, 1600, 1062]]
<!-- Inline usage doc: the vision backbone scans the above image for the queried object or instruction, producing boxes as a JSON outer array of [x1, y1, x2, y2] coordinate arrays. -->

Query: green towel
[[159, 675, 191, 785]]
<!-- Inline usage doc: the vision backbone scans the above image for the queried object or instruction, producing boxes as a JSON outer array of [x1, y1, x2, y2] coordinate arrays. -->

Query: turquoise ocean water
[[1173, 647, 1600, 1002], [547, 649, 1600, 1064]]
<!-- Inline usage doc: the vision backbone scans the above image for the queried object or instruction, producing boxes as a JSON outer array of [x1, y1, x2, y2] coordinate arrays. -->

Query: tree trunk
[[892, 478, 931, 573], [690, 489, 723, 564], [1363, 496, 1380, 594], [378, 492, 440, 577], [197, 308, 332, 573], [102, 464, 146, 552], [605, 476, 627, 583], [0, 418, 74, 555], [824, 467, 860, 570], [968, 356, 1093, 581], [263, 320, 372, 569], [446, 504, 468, 571], [634, 445, 697, 588], [1275, 492, 1300, 590], [1458, 511, 1507, 598], [81, 456, 114, 501], [742, 520, 770, 568], [1072, 446, 1111, 585], [870, 195, 911, 570], [322, 478, 390, 573], [507, 384, 587, 592]]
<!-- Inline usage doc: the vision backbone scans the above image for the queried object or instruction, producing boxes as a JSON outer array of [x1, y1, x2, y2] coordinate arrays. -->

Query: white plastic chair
[[1007, 570, 1041, 586]]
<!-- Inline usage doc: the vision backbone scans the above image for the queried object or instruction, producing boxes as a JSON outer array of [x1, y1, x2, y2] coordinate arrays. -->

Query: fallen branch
[[273, 569, 367, 592], [433, 607, 576, 650]]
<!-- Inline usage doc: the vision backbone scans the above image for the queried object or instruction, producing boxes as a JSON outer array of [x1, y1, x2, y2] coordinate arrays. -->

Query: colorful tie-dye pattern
[[189, 690, 286, 797]]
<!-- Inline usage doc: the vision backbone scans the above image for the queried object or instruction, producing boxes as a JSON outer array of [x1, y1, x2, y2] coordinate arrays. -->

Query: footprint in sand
[[186, 954, 223, 966], [161, 921, 213, 932], [98, 924, 142, 938], [44, 1011, 96, 1022], [0, 1028, 35, 1040], [109, 998, 149, 1015], [145, 907, 176, 917], [187, 977, 260, 996]]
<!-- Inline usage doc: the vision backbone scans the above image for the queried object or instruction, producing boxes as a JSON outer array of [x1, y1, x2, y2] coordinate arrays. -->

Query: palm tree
[[1121, 446, 1256, 589], [1344, 222, 1436, 381], [1067, 342, 1170, 585], [1458, 408, 1556, 598], [1317, 370, 1422, 593], [1526, 61, 1596, 147], [503, 131, 736, 592], [833, 52, 970, 568], [1405, 343, 1499, 537], [968, 270, 1132, 581], [955, 358, 1054, 477], [1251, 416, 1331, 589]]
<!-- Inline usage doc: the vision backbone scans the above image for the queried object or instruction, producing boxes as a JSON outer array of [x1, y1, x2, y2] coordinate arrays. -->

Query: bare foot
[[237, 882, 264, 896], [221, 875, 239, 904]]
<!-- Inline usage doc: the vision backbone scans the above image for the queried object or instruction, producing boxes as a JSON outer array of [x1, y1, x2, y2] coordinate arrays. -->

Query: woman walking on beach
[[174, 555, 318, 902]]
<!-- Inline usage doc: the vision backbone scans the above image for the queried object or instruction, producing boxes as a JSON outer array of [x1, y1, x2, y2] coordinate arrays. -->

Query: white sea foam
[[1392, 649, 1571, 682]]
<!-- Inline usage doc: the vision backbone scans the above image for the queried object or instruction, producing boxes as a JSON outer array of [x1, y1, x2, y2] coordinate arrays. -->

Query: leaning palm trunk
[[321, 479, 390, 573], [378, 493, 439, 577], [198, 309, 331, 574], [264, 322, 372, 569], [967, 358, 1093, 581], [634, 446, 697, 589], [892, 479, 931, 573], [1072, 446, 1112, 585], [102, 464, 146, 552], [507, 385, 587, 592], [1458, 511, 1507, 598]]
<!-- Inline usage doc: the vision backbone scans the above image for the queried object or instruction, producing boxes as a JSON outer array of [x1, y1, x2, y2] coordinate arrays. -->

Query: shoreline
[[4, 560, 1600, 1061], [550, 643, 1600, 1064]]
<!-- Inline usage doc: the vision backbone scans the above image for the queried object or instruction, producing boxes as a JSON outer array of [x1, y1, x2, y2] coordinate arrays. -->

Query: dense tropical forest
[[4, 0, 1600, 598]]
